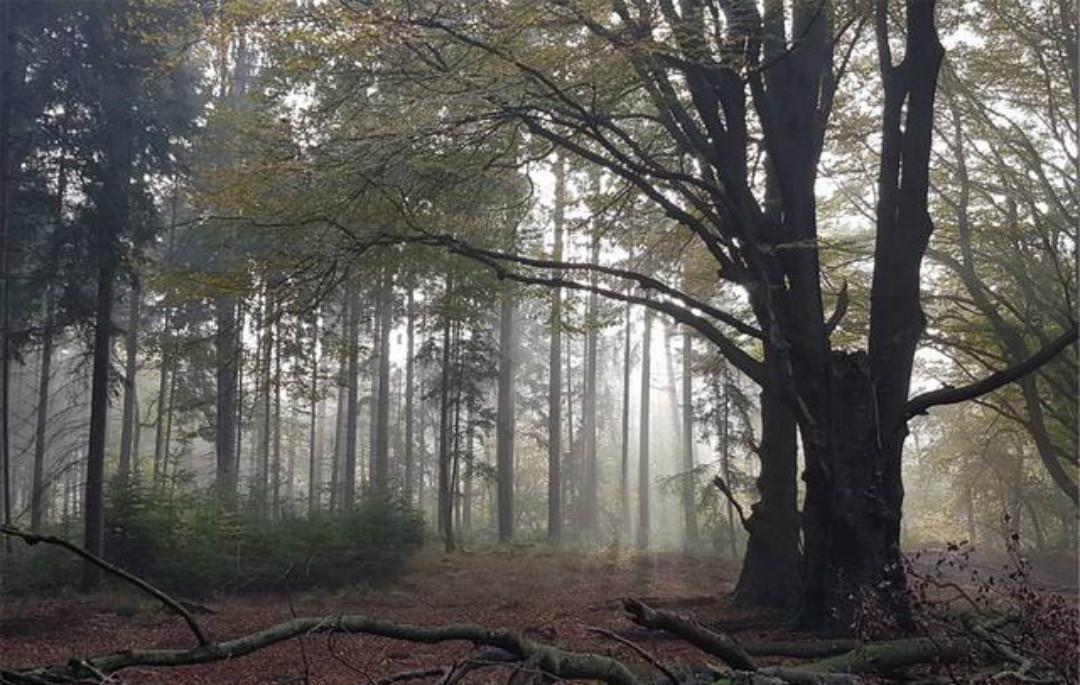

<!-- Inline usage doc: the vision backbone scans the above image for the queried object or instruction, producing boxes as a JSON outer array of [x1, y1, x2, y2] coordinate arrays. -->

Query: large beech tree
[[314, 0, 1079, 629]]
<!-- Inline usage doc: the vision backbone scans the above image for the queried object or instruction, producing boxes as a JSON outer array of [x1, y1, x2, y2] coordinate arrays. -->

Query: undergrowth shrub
[[3, 480, 424, 597]]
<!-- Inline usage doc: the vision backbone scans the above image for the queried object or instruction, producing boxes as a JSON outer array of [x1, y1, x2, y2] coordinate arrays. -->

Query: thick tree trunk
[[495, 286, 515, 541], [637, 308, 652, 549], [31, 292, 54, 532], [118, 283, 140, 482], [735, 366, 800, 609], [790, 0, 944, 632], [82, 8, 132, 586], [797, 352, 910, 631]]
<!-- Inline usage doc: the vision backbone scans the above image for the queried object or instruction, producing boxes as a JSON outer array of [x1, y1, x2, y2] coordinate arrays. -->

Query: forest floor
[[1, 547, 1076, 684]]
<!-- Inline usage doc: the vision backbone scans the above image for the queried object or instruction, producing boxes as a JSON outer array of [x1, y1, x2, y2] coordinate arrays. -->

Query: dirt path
[[2, 550, 763, 684]]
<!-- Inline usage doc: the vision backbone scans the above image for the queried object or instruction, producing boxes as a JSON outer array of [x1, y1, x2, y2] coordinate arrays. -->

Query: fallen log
[[5, 614, 644, 685], [744, 640, 859, 659], [808, 637, 970, 674]]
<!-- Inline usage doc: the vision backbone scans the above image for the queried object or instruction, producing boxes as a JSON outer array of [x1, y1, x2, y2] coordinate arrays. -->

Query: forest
[[0, 1, 1076, 684]]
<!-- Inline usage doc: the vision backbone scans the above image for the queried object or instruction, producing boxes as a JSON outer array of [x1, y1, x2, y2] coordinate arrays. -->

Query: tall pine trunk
[[31, 291, 54, 531], [343, 285, 360, 511], [620, 299, 632, 539], [117, 282, 140, 481], [437, 275, 454, 548], [495, 285, 515, 541], [404, 287, 416, 503], [547, 154, 565, 542], [582, 235, 599, 537], [636, 308, 652, 549], [214, 295, 238, 506], [681, 327, 698, 548], [308, 309, 320, 515], [373, 269, 392, 491]]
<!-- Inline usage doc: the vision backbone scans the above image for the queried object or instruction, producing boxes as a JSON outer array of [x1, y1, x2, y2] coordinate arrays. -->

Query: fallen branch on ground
[[623, 598, 758, 671], [0, 524, 210, 646], [5, 614, 643, 685]]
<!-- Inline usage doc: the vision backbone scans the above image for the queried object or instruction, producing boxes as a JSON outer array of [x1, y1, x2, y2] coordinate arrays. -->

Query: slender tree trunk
[[582, 235, 600, 538], [495, 285, 516, 541], [153, 307, 171, 487], [450, 322, 463, 542], [463, 409, 473, 534], [404, 287, 416, 503], [31, 291, 54, 532], [308, 310, 320, 516], [272, 320, 282, 518], [214, 293, 238, 507], [373, 269, 393, 491], [436, 276, 453, 544], [417, 316, 428, 514], [621, 299, 632, 539], [547, 154, 566, 542], [343, 285, 360, 511], [437, 276, 454, 547], [259, 289, 273, 520], [330, 379, 345, 513], [162, 357, 177, 491], [681, 327, 698, 548], [565, 333, 575, 523], [118, 282, 140, 482], [234, 300, 244, 486], [637, 308, 652, 550]]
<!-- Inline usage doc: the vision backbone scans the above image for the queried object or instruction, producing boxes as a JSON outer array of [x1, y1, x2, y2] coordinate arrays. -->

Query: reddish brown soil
[[1, 549, 774, 684]]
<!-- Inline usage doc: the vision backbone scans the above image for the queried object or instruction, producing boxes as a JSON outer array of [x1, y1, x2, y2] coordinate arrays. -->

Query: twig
[[0, 524, 210, 646], [586, 626, 680, 685]]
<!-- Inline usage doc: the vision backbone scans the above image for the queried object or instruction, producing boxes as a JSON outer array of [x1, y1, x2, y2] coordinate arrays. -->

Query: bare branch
[[712, 475, 750, 532], [0, 524, 210, 647], [904, 325, 1078, 422]]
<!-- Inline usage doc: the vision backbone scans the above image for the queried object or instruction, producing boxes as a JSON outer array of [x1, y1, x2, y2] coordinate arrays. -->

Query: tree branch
[[904, 325, 1078, 422], [0, 524, 210, 647], [10, 614, 642, 685]]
